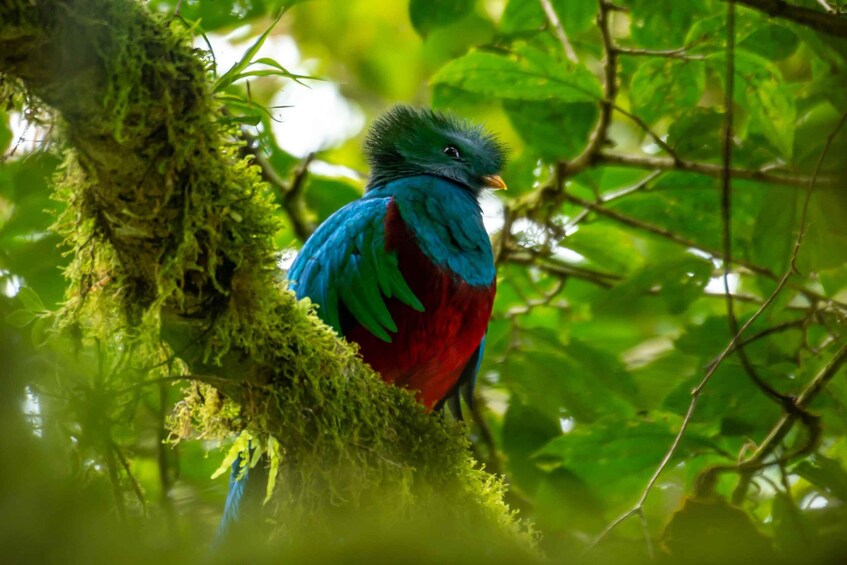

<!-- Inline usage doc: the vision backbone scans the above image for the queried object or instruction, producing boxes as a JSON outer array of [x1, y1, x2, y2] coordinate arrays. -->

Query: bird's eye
[[443, 145, 462, 160]]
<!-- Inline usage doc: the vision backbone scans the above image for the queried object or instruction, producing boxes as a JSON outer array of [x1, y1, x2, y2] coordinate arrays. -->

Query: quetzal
[[217, 105, 506, 537]]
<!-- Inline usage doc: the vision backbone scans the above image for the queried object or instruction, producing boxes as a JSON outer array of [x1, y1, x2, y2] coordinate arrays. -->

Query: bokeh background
[[3, 0, 847, 562]]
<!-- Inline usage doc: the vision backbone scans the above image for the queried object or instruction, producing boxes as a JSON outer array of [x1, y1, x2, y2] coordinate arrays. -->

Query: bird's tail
[[213, 448, 268, 546]]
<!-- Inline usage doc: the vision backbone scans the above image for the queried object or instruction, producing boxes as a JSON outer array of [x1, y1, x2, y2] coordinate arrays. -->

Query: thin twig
[[112, 442, 148, 515], [612, 33, 711, 60], [733, 318, 807, 351], [104, 446, 127, 520], [612, 105, 680, 163], [613, 45, 706, 60], [502, 278, 567, 318], [563, 171, 662, 232], [596, 152, 839, 188], [587, 394, 703, 553], [284, 152, 317, 240], [539, 0, 579, 63], [505, 249, 619, 288], [559, 0, 617, 178], [603, 170, 664, 202]]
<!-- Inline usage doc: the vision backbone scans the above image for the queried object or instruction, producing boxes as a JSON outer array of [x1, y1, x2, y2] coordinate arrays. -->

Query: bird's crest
[[363, 105, 506, 191]]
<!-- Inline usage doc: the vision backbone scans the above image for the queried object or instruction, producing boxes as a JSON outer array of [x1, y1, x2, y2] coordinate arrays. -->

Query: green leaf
[[409, 0, 474, 38], [630, 58, 705, 125], [227, 114, 263, 126], [751, 185, 796, 276], [596, 254, 713, 315], [794, 456, 847, 501], [264, 435, 282, 503], [674, 316, 731, 357], [668, 108, 724, 159], [501, 0, 597, 37], [612, 174, 725, 250], [304, 175, 361, 224], [504, 100, 596, 160], [502, 399, 561, 493], [819, 264, 847, 297], [211, 431, 254, 480], [431, 43, 602, 103], [215, 11, 285, 92], [662, 498, 777, 562], [501, 328, 638, 422], [5, 309, 37, 328], [793, 100, 843, 166], [738, 23, 799, 61], [662, 361, 788, 433], [629, 0, 708, 49], [709, 50, 796, 159], [0, 108, 10, 155], [536, 415, 715, 503], [17, 287, 46, 312], [500, 0, 545, 35], [798, 190, 847, 273], [30, 315, 50, 348], [551, 0, 597, 35], [771, 492, 811, 558], [564, 222, 643, 275]]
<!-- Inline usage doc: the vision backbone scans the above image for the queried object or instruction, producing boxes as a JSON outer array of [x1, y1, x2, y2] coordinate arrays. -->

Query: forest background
[[2, 0, 847, 563]]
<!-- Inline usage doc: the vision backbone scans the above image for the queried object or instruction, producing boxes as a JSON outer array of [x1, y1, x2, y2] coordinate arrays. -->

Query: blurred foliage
[[3, 0, 847, 563]]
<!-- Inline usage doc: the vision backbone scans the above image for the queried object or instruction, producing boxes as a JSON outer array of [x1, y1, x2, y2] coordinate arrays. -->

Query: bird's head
[[364, 105, 507, 194]]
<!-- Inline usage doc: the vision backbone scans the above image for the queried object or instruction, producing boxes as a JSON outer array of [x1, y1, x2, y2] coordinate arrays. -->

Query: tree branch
[[728, 0, 847, 38], [539, 0, 578, 63], [560, 0, 617, 177], [596, 152, 839, 188], [282, 152, 316, 241], [612, 45, 706, 60]]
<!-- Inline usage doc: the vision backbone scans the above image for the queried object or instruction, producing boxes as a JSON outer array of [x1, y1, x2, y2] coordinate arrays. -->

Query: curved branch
[[596, 152, 839, 188], [729, 0, 847, 38]]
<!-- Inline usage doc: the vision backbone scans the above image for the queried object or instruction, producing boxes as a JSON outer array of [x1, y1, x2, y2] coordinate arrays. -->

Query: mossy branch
[[0, 0, 532, 548]]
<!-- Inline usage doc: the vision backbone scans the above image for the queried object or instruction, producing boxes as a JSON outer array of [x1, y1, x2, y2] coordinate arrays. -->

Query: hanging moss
[[0, 0, 535, 554]]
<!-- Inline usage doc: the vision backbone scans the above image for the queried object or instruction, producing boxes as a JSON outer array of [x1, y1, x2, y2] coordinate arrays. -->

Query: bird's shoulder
[[287, 194, 422, 340], [372, 176, 495, 287]]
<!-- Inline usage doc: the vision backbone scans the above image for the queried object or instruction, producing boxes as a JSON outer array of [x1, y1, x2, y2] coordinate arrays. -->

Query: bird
[[216, 105, 506, 539]]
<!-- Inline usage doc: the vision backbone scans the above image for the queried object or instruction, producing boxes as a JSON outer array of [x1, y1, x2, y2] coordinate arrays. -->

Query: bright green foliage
[[2, 0, 847, 563], [432, 43, 602, 103], [409, 0, 474, 38]]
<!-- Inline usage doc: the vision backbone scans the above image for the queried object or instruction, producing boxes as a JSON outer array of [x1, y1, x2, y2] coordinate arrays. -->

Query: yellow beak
[[482, 174, 507, 190]]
